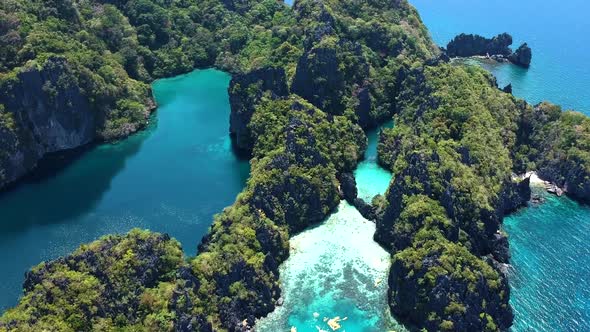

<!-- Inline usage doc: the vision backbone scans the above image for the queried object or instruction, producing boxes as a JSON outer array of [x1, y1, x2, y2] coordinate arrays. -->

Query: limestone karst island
[[0, 0, 589, 331]]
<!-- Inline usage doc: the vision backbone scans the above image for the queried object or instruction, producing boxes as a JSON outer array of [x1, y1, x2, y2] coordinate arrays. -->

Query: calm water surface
[[0, 69, 249, 311], [256, 202, 404, 332], [411, 0, 590, 114], [354, 121, 393, 203], [504, 191, 590, 331]]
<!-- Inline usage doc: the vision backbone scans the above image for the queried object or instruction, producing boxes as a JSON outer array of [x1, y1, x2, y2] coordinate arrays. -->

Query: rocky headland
[[446, 33, 532, 68]]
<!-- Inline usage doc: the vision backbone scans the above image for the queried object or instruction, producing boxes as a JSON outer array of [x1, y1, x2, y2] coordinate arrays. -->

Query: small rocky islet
[[446, 33, 532, 68], [0, 0, 589, 331]]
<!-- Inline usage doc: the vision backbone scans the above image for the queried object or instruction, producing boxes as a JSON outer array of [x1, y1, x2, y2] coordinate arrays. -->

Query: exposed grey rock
[[228, 67, 288, 154], [0, 57, 97, 189], [508, 43, 532, 68], [446, 33, 513, 57]]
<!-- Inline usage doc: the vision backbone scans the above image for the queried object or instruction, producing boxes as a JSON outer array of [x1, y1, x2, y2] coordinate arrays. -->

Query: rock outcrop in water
[[229, 67, 289, 154], [509, 43, 532, 68], [446, 33, 532, 68], [337, 172, 377, 220], [501, 177, 532, 215], [446, 33, 513, 57], [0, 57, 97, 188], [338, 172, 358, 204]]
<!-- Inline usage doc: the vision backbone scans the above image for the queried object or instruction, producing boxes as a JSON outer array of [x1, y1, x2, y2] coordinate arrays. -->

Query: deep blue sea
[[0, 69, 249, 311], [411, 0, 590, 114], [411, 0, 590, 330]]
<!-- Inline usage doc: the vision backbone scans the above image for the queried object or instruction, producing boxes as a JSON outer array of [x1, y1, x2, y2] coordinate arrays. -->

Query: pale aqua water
[[354, 122, 393, 202], [258, 123, 396, 331], [411, 1, 590, 330], [256, 202, 405, 332], [0, 69, 249, 311]]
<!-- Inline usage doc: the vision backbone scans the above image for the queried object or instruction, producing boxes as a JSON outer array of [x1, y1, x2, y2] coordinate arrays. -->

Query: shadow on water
[[0, 116, 154, 233], [0, 68, 251, 312]]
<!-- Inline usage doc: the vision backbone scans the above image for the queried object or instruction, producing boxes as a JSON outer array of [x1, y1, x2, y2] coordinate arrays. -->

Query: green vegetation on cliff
[[1, 91, 366, 331], [2, 0, 589, 331], [0, 0, 439, 188], [513, 102, 590, 202], [0, 229, 187, 331], [377, 64, 521, 251], [377, 58, 590, 331], [0, 0, 301, 187], [376, 63, 525, 330], [0, 0, 440, 330]]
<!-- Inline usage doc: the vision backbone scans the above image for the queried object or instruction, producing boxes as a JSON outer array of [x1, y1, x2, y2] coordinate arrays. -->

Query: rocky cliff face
[[0, 57, 97, 189], [0, 229, 212, 331], [389, 231, 513, 332], [514, 102, 590, 204], [508, 43, 532, 68], [289, 0, 436, 130], [228, 67, 289, 154], [501, 177, 531, 215], [337, 172, 376, 220], [374, 63, 531, 331], [538, 160, 590, 204], [291, 46, 346, 116]]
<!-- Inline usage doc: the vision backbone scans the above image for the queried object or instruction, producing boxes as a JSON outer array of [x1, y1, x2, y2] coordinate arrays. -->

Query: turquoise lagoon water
[[354, 121, 393, 202], [411, 0, 590, 330], [258, 125, 396, 331], [0, 69, 249, 311], [256, 202, 405, 332]]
